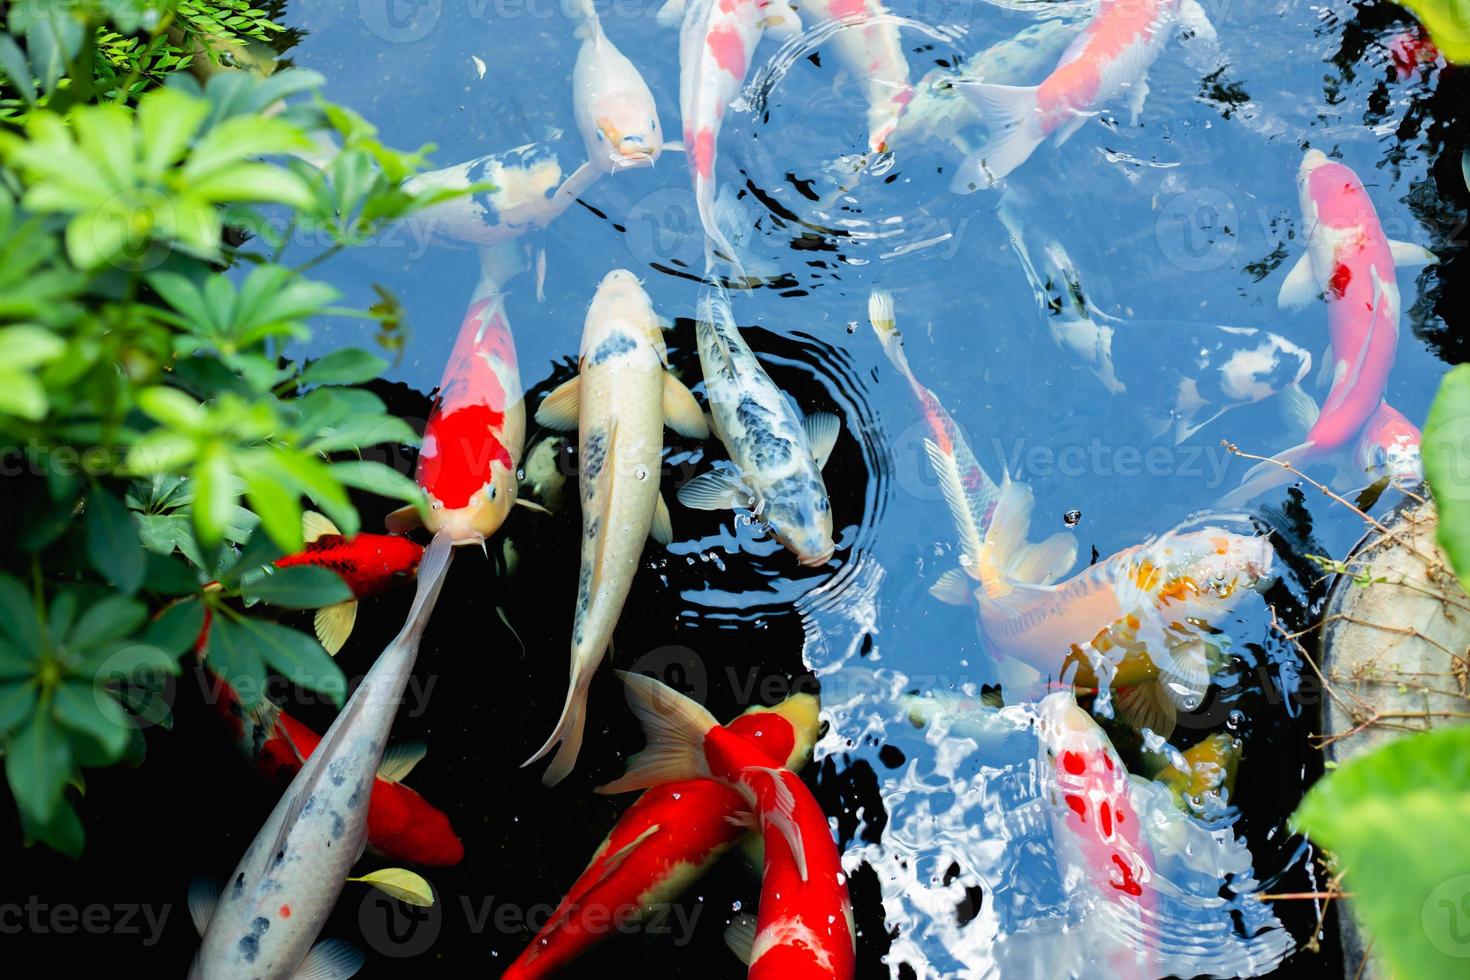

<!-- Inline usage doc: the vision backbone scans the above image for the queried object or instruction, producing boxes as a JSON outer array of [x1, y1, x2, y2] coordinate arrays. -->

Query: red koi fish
[[1387, 28, 1440, 81], [1355, 399, 1422, 485], [389, 243, 531, 545], [1224, 150, 1436, 505], [505, 693, 820, 978], [952, 0, 1215, 188], [600, 673, 855, 980], [206, 671, 464, 866]]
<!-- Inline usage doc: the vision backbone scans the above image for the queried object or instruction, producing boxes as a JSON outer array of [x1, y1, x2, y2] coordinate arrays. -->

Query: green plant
[[0, 2, 474, 856], [1424, 363, 1470, 595], [1395, 2, 1470, 64]]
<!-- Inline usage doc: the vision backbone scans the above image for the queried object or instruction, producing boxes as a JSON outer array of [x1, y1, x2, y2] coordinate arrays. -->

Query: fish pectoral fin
[[1113, 680, 1176, 741], [654, 0, 685, 28], [1125, 74, 1150, 127], [536, 376, 582, 430], [662, 373, 710, 439], [302, 510, 340, 542], [676, 470, 749, 511], [1008, 532, 1078, 586], [1388, 239, 1438, 268], [929, 568, 974, 606], [746, 766, 809, 882], [1277, 253, 1318, 311], [384, 503, 422, 534], [377, 740, 428, 784], [187, 877, 220, 936], [1277, 382, 1321, 438], [313, 600, 358, 656], [661, 140, 685, 154], [551, 160, 598, 209], [724, 913, 759, 966], [1178, 0, 1219, 44], [1314, 343, 1334, 390], [293, 938, 366, 980], [650, 493, 674, 545], [802, 411, 842, 470], [595, 671, 716, 795]]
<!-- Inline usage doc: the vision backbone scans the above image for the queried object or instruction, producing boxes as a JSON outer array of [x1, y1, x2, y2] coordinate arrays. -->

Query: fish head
[[594, 110, 662, 170], [763, 492, 835, 568], [728, 691, 822, 768], [428, 472, 519, 547], [1358, 403, 1423, 483], [374, 533, 426, 583], [1147, 529, 1276, 613], [892, 68, 973, 145], [583, 270, 664, 357]]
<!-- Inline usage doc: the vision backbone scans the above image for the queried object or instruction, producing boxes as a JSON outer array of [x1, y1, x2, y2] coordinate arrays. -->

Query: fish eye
[[489, 485, 498, 500], [595, 130, 605, 142]]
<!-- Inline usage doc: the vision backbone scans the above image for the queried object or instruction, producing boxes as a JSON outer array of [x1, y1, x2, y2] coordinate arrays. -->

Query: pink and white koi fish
[[802, 0, 912, 154], [1223, 150, 1436, 504], [600, 672, 855, 980], [1356, 400, 1422, 484], [952, 0, 1215, 190], [660, 0, 801, 276]]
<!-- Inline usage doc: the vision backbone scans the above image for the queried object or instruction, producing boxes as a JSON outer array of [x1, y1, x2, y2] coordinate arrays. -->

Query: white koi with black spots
[[679, 286, 839, 567], [523, 270, 708, 786]]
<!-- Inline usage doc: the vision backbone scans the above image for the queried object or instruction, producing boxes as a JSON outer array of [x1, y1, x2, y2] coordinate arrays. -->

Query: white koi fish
[[404, 141, 586, 248], [678, 285, 840, 567], [190, 533, 455, 978], [953, 0, 1216, 189], [803, 0, 912, 153], [660, 0, 801, 276], [523, 270, 708, 785]]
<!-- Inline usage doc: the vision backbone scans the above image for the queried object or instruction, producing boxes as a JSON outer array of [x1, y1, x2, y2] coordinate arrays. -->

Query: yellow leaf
[[348, 868, 435, 907]]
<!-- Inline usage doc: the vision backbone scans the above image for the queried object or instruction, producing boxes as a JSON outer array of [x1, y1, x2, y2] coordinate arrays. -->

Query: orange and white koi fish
[[522, 271, 708, 785], [803, 0, 912, 153], [952, 0, 1216, 189], [1224, 150, 1436, 504], [600, 673, 855, 980], [660, 0, 801, 276], [506, 693, 819, 978], [389, 245, 532, 546]]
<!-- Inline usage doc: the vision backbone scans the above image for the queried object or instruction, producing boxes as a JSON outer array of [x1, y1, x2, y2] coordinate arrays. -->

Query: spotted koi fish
[[678, 285, 839, 567], [389, 244, 530, 546], [404, 141, 588, 248], [660, 0, 801, 276], [803, 0, 912, 153], [1224, 150, 1436, 504], [522, 270, 708, 786], [601, 672, 855, 980], [952, 0, 1215, 189], [505, 692, 819, 978]]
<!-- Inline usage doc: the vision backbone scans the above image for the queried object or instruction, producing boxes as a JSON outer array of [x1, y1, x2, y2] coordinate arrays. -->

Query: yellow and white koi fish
[[522, 270, 708, 785]]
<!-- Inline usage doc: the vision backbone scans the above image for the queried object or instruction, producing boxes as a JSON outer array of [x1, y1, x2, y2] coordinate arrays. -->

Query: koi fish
[[1387, 27, 1440, 81], [404, 141, 579, 248], [1143, 731, 1241, 819], [678, 286, 840, 567], [1002, 226, 1313, 443], [1224, 150, 1436, 504], [599, 672, 855, 980], [388, 244, 532, 545], [522, 270, 708, 785], [1355, 399, 1422, 485], [888, 18, 1083, 153], [190, 532, 455, 978], [506, 692, 820, 978], [660, 0, 802, 275], [206, 671, 464, 867], [952, 0, 1216, 189], [802, 0, 912, 153], [553, 0, 666, 208]]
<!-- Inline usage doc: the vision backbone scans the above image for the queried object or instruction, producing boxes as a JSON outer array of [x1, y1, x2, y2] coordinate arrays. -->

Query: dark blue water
[[7, 0, 1469, 976]]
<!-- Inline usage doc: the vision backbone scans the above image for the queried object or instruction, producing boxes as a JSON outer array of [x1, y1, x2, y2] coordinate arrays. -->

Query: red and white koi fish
[[553, 0, 668, 209], [599, 672, 854, 980], [661, 0, 801, 276], [506, 693, 819, 978], [389, 244, 533, 545], [1223, 150, 1436, 504], [522, 271, 708, 785], [207, 672, 464, 867], [802, 0, 912, 153], [952, 0, 1215, 189], [1387, 27, 1441, 81]]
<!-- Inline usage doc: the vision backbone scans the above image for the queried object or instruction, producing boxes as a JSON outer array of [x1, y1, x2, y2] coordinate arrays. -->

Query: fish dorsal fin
[[301, 511, 340, 543], [745, 766, 808, 882], [929, 567, 973, 606], [293, 938, 365, 980], [724, 913, 758, 965], [536, 376, 581, 431], [187, 877, 220, 936], [314, 601, 358, 657], [594, 670, 716, 795], [661, 373, 709, 439], [978, 477, 1035, 596], [802, 412, 841, 470], [377, 741, 427, 783]]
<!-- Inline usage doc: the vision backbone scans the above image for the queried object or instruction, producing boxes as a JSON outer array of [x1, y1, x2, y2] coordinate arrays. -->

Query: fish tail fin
[[570, 0, 603, 38], [1219, 441, 1316, 508], [869, 289, 920, 385], [712, 185, 776, 281], [724, 912, 758, 965], [951, 83, 1042, 191], [476, 241, 525, 294], [696, 173, 747, 282], [594, 670, 716, 794], [523, 656, 597, 786]]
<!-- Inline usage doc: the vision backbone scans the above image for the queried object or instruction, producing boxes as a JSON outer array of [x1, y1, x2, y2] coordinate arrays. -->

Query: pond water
[[7, 0, 1469, 976]]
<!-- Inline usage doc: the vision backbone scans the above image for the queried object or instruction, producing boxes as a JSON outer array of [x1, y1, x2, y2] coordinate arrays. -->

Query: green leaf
[[68, 595, 147, 653], [0, 324, 65, 368], [0, 572, 42, 652], [192, 445, 238, 548], [0, 679, 38, 736], [330, 459, 424, 504], [1294, 726, 1470, 980], [218, 527, 285, 586], [299, 348, 388, 387], [5, 709, 72, 824], [265, 450, 359, 539], [82, 642, 181, 683], [0, 369, 49, 419], [1423, 365, 1470, 596], [85, 487, 146, 595], [20, 796, 84, 859], [144, 551, 204, 596], [241, 565, 353, 609], [53, 681, 132, 761], [141, 598, 206, 659], [137, 385, 207, 431], [204, 614, 267, 709], [244, 468, 304, 553], [233, 618, 345, 706]]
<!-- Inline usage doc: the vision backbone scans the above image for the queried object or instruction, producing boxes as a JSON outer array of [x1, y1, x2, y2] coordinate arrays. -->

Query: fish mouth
[[1300, 148, 1331, 175], [797, 546, 835, 568]]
